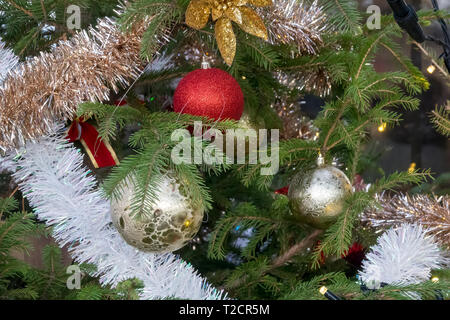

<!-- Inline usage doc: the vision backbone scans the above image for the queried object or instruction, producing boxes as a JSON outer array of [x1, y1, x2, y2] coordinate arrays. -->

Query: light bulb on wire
[[427, 65, 436, 74], [378, 122, 387, 133]]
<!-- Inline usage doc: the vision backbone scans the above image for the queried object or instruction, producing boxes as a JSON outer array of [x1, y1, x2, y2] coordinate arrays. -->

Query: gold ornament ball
[[236, 110, 268, 150], [212, 110, 267, 160], [110, 175, 204, 253], [288, 166, 352, 229]]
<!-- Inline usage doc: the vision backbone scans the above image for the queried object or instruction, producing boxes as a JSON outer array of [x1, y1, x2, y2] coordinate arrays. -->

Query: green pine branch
[[430, 104, 450, 137]]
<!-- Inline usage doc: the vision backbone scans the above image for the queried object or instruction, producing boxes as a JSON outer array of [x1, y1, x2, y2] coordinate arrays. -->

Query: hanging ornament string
[[11, 131, 227, 300]]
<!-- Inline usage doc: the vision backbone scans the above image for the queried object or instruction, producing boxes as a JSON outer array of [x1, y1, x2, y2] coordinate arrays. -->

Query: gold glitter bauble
[[110, 175, 204, 253], [288, 166, 352, 229]]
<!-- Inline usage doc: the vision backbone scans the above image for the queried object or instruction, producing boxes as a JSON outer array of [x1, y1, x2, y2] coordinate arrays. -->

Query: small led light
[[431, 276, 439, 283], [427, 65, 436, 74], [184, 220, 191, 227], [378, 123, 387, 132], [241, 75, 246, 80], [408, 162, 416, 173], [319, 286, 328, 295], [317, 152, 325, 166], [319, 286, 342, 300]]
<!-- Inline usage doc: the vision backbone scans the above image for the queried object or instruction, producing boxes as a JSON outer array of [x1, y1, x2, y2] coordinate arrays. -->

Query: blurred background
[[366, 0, 450, 187], [364, 0, 449, 194], [301, 0, 450, 194]]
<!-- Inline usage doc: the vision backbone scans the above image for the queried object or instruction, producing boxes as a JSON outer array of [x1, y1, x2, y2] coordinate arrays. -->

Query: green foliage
[[208, 202, 278, 260], [430, 104, 450, 137], [411, 172, 450, 196], [0, 197, 143, 299], [319, 0, 362, 33], [283, 272, 356, 300], [3, 0, 448, 300], [78, 105, 241, 217], [0, 0, 119, 58], [118, 0, 184, 59], [284, 272, 450, 300], [311, 191, 372, 267], [72, 0, 449, 300]]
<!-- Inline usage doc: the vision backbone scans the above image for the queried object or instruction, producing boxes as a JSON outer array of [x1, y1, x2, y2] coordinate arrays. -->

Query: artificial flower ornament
[[185, 0, 271, 65]]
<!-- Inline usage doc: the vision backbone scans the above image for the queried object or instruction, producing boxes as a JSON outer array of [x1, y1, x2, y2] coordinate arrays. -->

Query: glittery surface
[[0, 11, 171, 152], [362, 193, 450, 248], [185, 0, 211, 29], [249, 0, 272, 6], [215, 17, 237, 65], [276, 69, 332, 98], [173, 68, 244, 120], [185, 0, 270, 65], [0, 39, 18, 83], [288, 166, 352, 229], [258, 0, 326, 55], [236, 7, 267, 40], [110, 175, 204, 253], [176, 40, 220, 66], [270, 93, 319, 140]]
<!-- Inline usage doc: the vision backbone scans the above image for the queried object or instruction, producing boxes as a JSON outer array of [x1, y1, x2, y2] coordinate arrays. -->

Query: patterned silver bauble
[[288, 166, 352, 229], [110, 175, 204, 253]]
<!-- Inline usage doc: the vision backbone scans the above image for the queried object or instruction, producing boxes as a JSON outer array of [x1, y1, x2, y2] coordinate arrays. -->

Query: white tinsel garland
[[0, 152, 18, 173], [358, 223, 446, 288], [0, 38, 18, 83], [11, 133, 226, 300]]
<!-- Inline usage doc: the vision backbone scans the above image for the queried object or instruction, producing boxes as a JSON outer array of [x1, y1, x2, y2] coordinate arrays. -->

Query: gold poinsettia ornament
[[186, 0, 271, 65]]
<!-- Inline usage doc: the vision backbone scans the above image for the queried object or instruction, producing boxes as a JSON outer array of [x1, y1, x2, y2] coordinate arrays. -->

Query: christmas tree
[[0, 0, 449, 301]]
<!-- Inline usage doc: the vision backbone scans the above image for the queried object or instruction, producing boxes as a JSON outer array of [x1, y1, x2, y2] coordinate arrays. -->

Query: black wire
[[431, 0, 450, 44], [427, 0, 450, 72]]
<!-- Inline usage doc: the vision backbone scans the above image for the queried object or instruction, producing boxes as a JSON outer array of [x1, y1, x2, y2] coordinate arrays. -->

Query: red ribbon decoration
[[66, 118, 119, 168], [275, 186, 289, 195]]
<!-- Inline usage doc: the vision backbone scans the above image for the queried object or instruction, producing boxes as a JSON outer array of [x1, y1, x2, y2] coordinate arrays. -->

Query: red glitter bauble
[[173, 68, 244, 121]]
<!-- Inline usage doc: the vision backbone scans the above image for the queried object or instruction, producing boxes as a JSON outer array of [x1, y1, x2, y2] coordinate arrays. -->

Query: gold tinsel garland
[[0, 15, 167, 152], [0, 0, 329, 151], [362, 193, 450, 248]]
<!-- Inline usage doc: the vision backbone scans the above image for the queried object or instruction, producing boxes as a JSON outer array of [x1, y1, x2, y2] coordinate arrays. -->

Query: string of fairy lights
[[319, 275, 444, 300]]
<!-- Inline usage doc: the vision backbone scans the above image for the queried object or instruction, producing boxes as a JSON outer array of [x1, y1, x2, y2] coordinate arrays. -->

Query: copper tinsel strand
[[258, 0, 326, 55], [362, 193, 450, 248], [270, 92, 319, 140], [0, 14, 168, 152], [275, 68, 332, 98]]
